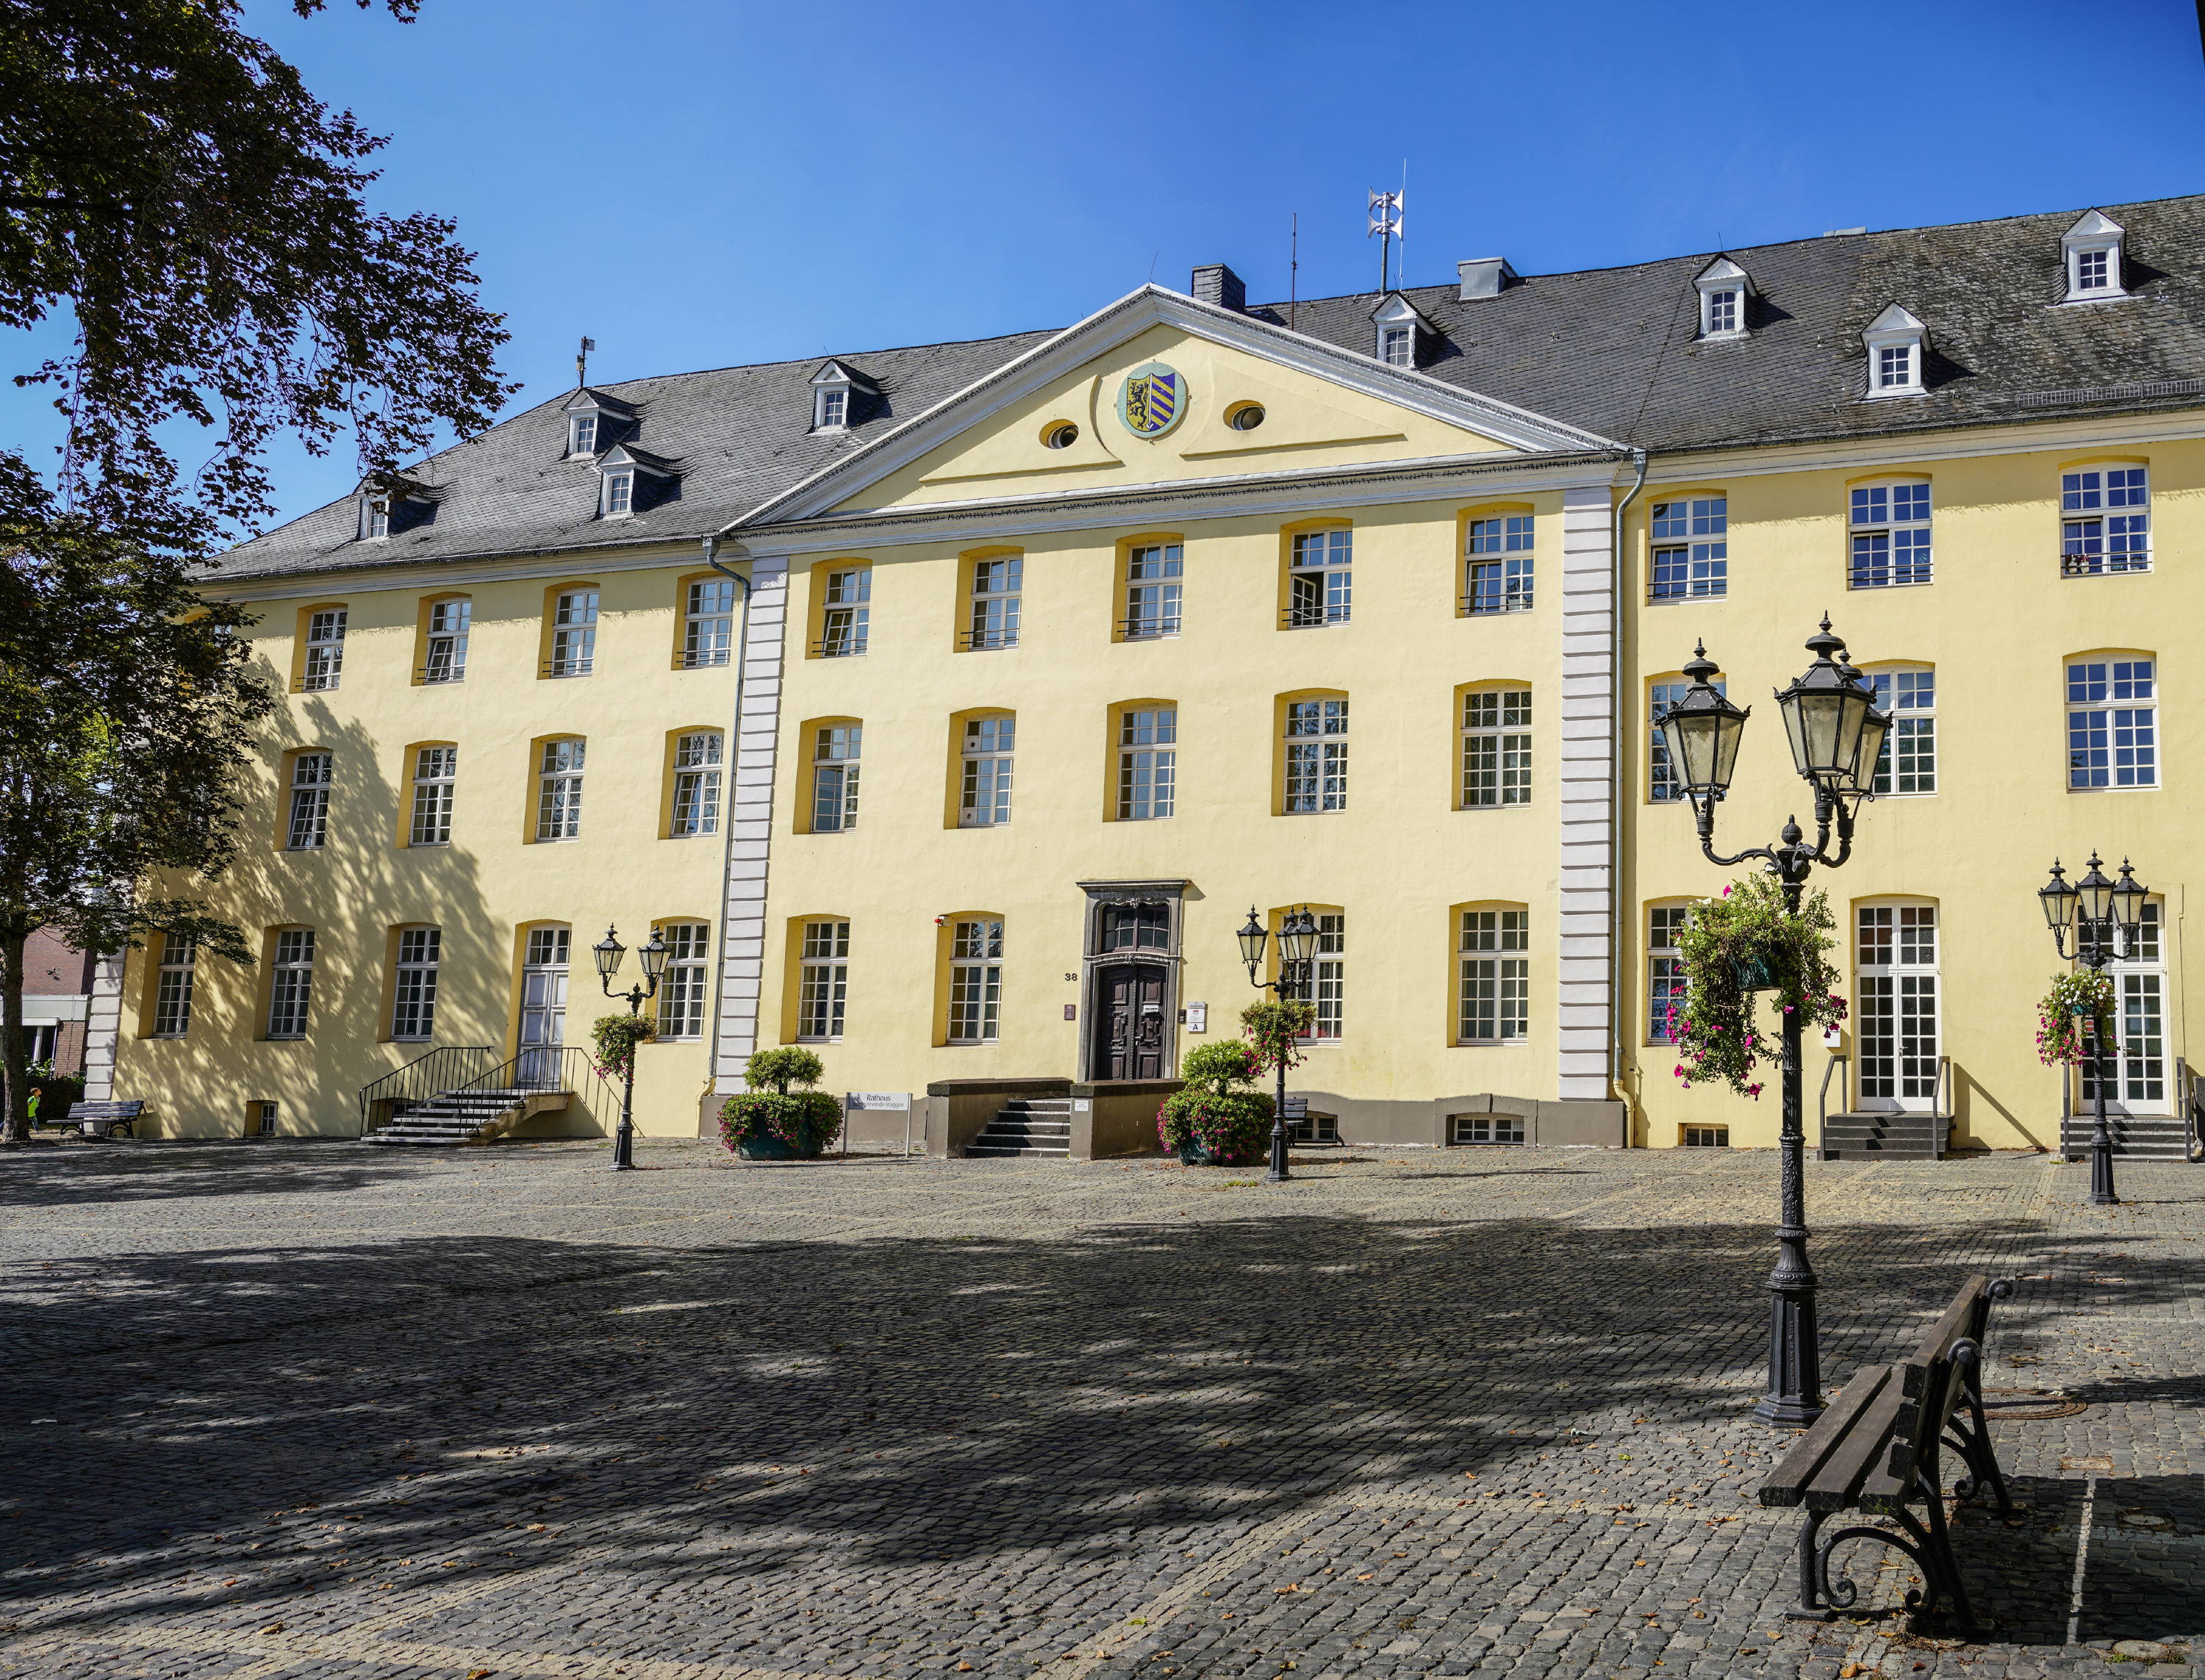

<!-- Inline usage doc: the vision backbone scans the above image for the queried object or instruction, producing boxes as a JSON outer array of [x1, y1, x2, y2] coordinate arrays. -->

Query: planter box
[[735, 1131, 829, 1161], [1175, 1140, 1265, 1167]]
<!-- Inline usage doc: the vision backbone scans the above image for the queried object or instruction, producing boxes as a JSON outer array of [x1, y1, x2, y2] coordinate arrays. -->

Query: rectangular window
[[548, 589, 598, 677], [267, 929, 315, 1038], [1648, 905, 1689, 1043], [423, 598, 470, 682], [819, 388, 847, 428], [570, 413, 597, 456], [1283, 698, 1349, 812], [1381, 326, 1412, 367], [968, 558, 1022, 650], [536, 739, 585, 839], [656, 922, 711, 1040], [1649, 677, 1726, 803], [798, 920, 849, 1041], [1117, 708, 1177, 819], [391, 927, 440, 1041], [605, 471, 633, 516], [2062, 468, 2151, 576], [1465, 515, 1534, 614], [1455, 1113, 1527, 1145], [812, 726, 861, 832], [1857, 905, 1940, 1102], [949, 919, 1004, 1044], [1869, 670, 1936, 794], [409, 745, 457, 846], [1288, 529, 1352, 626], [1290, 914, 1345, 1041], [152, 933, 196, 1037], [684, 578, 736, 668], [2067, 659, 2156, 789], [1125, 544, 1183, 638], [302, 609, 345, 691], [1461, 689, 1532, 808], [1706, 290, 1738, 334], [670, 733, 723, 836], [367, 499, 390, 539], [820, 569, 870, 656], [1849, 482, 1932, 589], [1459, 909, 1529, 1043], [1683, 1125, 1730, 1148], [1649, 498, 1727, 600], [287, 752, 331, 850], [1877, 345, 1912, 389], [960, 716, 1014, 826], [1100, 904, 1169, 951]]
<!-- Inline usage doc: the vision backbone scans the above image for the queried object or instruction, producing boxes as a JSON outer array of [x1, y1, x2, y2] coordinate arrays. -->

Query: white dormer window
[[1381, 327, 1412, 367], [603, 470, 632, 517], [1861, 304, 1928, 399], [1369, 294, 1429, 368], [819, 388, 847, 429], [2061, 209, 2128, 303], [366, 498, 389, 539], [808, 359, 864, 433], [1693, 256, 1753, 340], [570, 412, 598, 456]]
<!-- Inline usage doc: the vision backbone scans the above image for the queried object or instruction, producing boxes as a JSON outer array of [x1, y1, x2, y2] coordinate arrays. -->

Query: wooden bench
[[1281, 1095, 1339, 1145], [1759, 1274, 2015, 1632], [65, 1100, 143, 1139]]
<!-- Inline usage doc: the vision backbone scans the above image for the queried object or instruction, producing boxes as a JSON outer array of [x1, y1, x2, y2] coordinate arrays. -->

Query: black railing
[[1280, 605, 1350, 629], [1121, 616, 1180, 639], [1459, 592, 1534, 616], [958, 628, 1019, 651], [451, 1044, 615, 1099], [811, 635, 868, 658], [539, 657, 594, 678], [356, 1044, 497, 1138], [2060, 550, 2151, 578]]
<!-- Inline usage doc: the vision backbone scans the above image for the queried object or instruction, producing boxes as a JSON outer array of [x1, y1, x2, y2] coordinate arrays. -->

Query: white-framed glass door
[[2083, 901, 2169, 1115], [1856, 902, 1940, 1113], [519, 926, 570, 1086]]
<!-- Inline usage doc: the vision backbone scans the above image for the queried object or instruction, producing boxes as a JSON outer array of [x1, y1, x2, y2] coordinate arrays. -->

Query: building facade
[[96, 198, 2205, 1155]]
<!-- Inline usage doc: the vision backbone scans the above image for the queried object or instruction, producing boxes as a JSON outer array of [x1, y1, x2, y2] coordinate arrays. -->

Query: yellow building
[[93, 198, 2205, 1161]]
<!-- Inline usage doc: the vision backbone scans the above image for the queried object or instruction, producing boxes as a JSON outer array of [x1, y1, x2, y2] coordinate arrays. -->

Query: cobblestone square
[[0, 1141, 2198, 1680]]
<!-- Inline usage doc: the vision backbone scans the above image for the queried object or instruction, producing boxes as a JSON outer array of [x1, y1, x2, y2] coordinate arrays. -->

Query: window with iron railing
[[964, 558, 1022, 650], [2061, 467, 2151, 577], [546, 589, 598, 677], [684, 578, 736, 668], [421, 598, 470, 682], [1649, 498, 1726, 600], [959, 716, 1014, 826], [1463, 515, 1534, 614], [1849, 483, 1932, 589], [817, 568, 870, 656], [1286, 529, 1352, 627], [1125, 544, 1182, 639]]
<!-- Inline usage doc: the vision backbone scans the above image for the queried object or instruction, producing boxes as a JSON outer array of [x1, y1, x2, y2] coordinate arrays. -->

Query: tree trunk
[[1, 918, 28, 1145]]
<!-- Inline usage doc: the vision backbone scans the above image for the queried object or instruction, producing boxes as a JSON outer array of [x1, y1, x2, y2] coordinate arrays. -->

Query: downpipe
[[1609, 448, 1650, 1123], [700, 534, 753, 1128]]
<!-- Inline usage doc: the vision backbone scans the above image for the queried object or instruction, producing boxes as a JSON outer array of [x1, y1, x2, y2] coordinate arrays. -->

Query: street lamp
[[2039, 853, 2148, 1206], [594, 925, 670, 1172], [1239, 905, 1319, 1184], [1653, 617, 1891, 1429]]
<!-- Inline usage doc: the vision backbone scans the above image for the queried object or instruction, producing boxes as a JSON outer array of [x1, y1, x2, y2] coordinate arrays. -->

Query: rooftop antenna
[[1290, 211, 1299, 332], [1368, 186, 1403, 295], [576, 336, 595, 388], [1399, 159, 1408, 287]]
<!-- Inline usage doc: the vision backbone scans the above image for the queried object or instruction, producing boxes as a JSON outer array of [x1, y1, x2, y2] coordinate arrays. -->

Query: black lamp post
[[593, 925, 670, 1172], [1654, 617, 1891, 1429], [2039, 853, 2148, 1206], [1238, 905, 1320, 1184]]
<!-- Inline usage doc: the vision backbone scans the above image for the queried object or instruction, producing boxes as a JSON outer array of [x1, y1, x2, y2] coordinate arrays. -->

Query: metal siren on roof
[[1773, 617, 1888, 798], [1654, 642, 1749, 800]]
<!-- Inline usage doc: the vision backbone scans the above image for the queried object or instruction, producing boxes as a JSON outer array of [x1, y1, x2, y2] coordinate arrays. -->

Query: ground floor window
[[798, 921, 849, 1041], [1453, 1113, 1526, 1144], [1682, 1125, 1729, 1148]]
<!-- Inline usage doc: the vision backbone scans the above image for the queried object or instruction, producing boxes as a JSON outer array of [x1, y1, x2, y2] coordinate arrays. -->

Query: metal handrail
[[356, 1044, 498, 1138], [2059, 1058, 2075, 1159], [450, 1044, 615, 1099], [1817, 1052, 1849, 1158], [1933, 1055, 1952, 1161]]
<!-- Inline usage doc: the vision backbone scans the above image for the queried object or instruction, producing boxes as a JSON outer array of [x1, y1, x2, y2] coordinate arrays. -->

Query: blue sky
[[9, 0, 2205, 532]]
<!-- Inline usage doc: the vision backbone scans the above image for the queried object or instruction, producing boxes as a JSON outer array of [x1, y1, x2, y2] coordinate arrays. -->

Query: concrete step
[[964, 1144, 1071, 1157], [2059, 1115, 2195, 1160], [1821, 1112, 1951, 1162]]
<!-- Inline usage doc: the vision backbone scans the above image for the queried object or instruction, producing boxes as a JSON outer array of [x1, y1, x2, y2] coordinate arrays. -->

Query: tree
[[0, 0, 513, 1138]]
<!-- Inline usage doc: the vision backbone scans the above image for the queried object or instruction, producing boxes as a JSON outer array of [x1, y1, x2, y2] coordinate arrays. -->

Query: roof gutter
[[699, 532, 753, 1111], [1610, 448, 1649, 1108]]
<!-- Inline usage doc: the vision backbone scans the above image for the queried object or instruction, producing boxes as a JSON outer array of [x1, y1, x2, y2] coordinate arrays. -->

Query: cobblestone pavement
[[0, 1139, 2199, 1680]]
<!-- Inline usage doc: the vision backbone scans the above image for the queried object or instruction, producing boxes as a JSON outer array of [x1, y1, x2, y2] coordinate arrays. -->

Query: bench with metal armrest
[[65, 1100, 144, 1139]]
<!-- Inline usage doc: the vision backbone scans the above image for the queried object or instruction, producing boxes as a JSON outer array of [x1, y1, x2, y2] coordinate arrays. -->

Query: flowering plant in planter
[[718, 1047, 842, 1155], [1157, 1040, 1274, 1165], [2036, 969, 2114, 1066], [1669, 873, 1846, 1099], [589, 1013, 656, 1082]]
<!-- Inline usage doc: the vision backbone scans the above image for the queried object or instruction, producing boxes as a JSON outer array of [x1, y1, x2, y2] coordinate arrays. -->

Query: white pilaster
[[81, 951, 124, 1101], [1557, 485, 1616, 1101], [711, 558, 790, 1094]]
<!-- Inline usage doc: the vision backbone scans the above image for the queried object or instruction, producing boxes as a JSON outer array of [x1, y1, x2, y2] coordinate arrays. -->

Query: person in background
[[26, 1087, 40, 1128]]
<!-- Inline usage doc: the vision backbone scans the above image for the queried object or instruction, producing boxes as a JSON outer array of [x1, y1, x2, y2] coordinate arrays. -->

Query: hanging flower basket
[[1669, 874, 1848, 1099], [1731, 952, 1779, 994], [2035, 970, 2113, 1066]]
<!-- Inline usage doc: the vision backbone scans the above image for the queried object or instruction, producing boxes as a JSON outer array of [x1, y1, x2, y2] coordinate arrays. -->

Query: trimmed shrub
[[1158, 1040, 1273, 1165], [718, 1047, 840, 1152]]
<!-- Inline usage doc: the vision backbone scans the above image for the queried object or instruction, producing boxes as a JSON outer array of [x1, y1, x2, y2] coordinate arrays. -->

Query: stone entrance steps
[[965, 1098, 1072, 1159], [2059, 1112, 2196, 1161], [366, 1088, 569, 1146], [1820, 1112, 1952, 1162]]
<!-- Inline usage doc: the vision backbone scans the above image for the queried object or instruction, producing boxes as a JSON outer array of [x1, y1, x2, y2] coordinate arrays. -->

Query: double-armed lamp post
[[2037, 853, 2150, 1207], [1237, 905, 1321, 1185], [593, 925, 669, 1172], [1654, 617, 1893, 1428]]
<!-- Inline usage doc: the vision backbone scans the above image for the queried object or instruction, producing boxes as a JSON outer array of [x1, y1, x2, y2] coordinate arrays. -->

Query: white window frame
[[1693, 257, 1752, 340], [2061, 467, 2151, 577], [1650, 674, 1725, 802], [1125, 543, 1183, 639], [1458, 909, 1528, 1044], [1288, 528, 1352, 627], [1867, 669, 1935, 796], [1380, 326, 1413, 367], [1862, 305, 1928, 398], [286, 752, 331, 851], [422, 597, 470, 683], [812, 725, 861, 833], [569, 412, 599, 457], [602, 469, 634, 518], [301, 609, 345, 691], [364, 497, 390, 540], [656, 922, 711, 1041], [820, 568, 870, 656], [797, 920, 849, 1041], [391, 926, 440, 1041], [1855, 902, 1940, 1112], [670, 732, 723, 837], [684, 577, 736, 668], [152, 933, 196, 1038], [948, 919, 1003, 1045], [2067, 658, 2157, 790], [1461, 688, 1532, 808], [409, 745, 457, 845], [1648, 497, 1727, 600], [1646, 905, 1688, 1044], [959, 716, 1014, 827], [2060, 211, 2128, 304], [1289, 913, 1345, 1043], [267, 929, 315, 1040], [2086, 901, 2169, 1113], [536, 738, 585, 840], [967, 556, 1022, 650], [1465, 514, 1534, 614], [816, 387, 847, 431], [1117, 708, 1177, 820], [1848, 481, 1933, 589], [1283, 697, 1348, 813], [548, 589, 598, 676]]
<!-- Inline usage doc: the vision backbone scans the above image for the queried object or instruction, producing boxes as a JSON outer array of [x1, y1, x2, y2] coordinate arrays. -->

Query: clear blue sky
[[10, 0, 2205, 531]]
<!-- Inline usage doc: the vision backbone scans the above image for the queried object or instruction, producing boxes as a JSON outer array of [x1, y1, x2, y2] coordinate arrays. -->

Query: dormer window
[[2061, 209, 2128, 303], [1381, 327, 1412, 367], [357, 476, 437, 541], [563, 388, 632, 459], [604, 470, 633, 517], [1861, 304, 1928, 399], [570, 413, 598, 456], [1369, 294, 1431, 369], [367, 498, 389, 539], [808, 357, 876, 434], [1693, 256, 1753, 340], [818, 388, 847, 429], [594, 442, 678, 519]]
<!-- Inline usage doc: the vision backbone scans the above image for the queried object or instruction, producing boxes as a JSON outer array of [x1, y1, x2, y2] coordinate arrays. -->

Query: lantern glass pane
[[1831, 690, 1868, 783], [2040, 883, 2073, 932], [1780, 697, 1809, 780], [1852, 712, 1890, 793], [1713, 711, 1745, 790], [1798, 692, 1845, 776], [2079, 874, 2115, 925], [1674, 714, 1718, 790]]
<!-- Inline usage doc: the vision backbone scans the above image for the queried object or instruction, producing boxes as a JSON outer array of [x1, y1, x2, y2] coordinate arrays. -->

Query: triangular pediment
[[1865, 302, 1925, 337], [1695, 255, 1750, 290], [2065, 209, 2123, 243], [731, 286, 1618, 526]]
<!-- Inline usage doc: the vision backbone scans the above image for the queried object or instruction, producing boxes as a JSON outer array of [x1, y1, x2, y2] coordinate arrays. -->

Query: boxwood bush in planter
[[718, 1047, 842, 1160], [1157, 1041, 1274, 1166]]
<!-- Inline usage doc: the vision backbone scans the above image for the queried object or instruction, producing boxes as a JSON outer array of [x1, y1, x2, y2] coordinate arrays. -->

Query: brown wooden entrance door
[[1094, 963, 1168, 1081]]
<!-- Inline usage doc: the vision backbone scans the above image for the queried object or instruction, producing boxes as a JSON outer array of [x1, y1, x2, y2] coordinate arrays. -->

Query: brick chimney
[[1190, 264, 1247, 312]]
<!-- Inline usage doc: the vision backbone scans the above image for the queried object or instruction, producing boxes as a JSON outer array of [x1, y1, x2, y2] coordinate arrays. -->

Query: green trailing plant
[[718, 1047, 839, 1151], [1668, 873, 1847, 1099], [1158, 1040, 1274, 1164], [589, 1014, 655, 1082], [1240, 997, 1316, 1075], [2037, 970, 2115, 1066]]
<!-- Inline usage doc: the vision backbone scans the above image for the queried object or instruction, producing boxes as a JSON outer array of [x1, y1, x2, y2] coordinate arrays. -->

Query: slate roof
[[215, 194, 2205, 584]]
